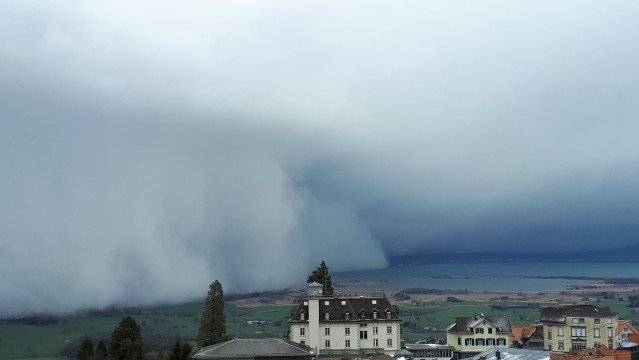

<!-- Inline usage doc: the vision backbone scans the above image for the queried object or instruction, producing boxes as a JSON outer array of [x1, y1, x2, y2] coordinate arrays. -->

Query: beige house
[[288, 283, 402, 356], [540, 305, 619, 352], [446, 315, 511, 357]]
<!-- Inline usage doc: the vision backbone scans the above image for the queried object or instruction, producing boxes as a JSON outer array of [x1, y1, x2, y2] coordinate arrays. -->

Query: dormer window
[[300, 313, 305, 320], [372, 310, 378, 319], [386, 310, 392, 319], [360, 310, 366, 319], [324, 312, 330, 320], [345, 312, 350, 320]]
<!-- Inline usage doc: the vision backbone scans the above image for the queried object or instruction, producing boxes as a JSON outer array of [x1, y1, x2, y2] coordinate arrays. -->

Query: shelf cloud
[[2, 0, 639, 314]]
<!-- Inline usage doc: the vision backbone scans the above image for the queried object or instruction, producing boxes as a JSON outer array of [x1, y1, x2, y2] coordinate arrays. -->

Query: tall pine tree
[[110, 316, 144, 360], [197, 280, 227, 348], [78, 338, 94, 360], [307, 260, 334, 296]]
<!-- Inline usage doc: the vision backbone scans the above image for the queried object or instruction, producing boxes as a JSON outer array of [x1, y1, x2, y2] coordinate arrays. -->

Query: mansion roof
[[289, 297, 401, 323]]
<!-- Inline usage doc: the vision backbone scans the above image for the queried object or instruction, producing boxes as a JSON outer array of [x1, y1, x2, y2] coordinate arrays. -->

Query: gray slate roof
[[447, 316, 511, 333], [470, 347, 549, 360], [192, 338, 312, 359], [290, 297, 401, 323], [540, 305, 617, 323]]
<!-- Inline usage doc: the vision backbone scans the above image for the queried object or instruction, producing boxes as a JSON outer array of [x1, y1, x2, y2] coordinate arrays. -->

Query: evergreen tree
[[168, 340, 193, 360], [197, 280, 227, 347], [95, 340, 109, 360], [110, 316, 144, 360], [78, 338, 94, 360], [307, 260, 334, 296]]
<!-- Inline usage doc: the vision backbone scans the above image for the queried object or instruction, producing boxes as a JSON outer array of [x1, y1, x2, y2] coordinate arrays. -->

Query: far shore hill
[[388, 243, 639, 266]]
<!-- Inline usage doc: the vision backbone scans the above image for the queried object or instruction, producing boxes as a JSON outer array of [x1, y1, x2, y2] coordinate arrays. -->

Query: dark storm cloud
[[2, 0, 639, 314]]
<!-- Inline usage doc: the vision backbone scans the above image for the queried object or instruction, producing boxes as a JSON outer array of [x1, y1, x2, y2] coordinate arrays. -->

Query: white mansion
[[288, 282, 402, 356]]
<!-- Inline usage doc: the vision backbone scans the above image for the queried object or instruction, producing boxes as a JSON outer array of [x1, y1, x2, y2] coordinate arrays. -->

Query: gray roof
[[192, 339, 312, 359], [405, 344, 455, 351], [447, 316, 511, 333], [470, 347, 549, 360], [290, 296, 401, 323], [540, 305, 617, 323]]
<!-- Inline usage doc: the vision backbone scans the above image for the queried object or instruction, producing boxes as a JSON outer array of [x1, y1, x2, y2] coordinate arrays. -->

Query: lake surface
[[334, 262, 639, 292]]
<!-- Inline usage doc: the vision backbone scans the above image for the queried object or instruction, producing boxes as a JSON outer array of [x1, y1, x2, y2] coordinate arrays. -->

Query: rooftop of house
[[540, 305, 617, 322], [550, 346, 631, 360], [191, 338, 312, 359], [289, 296, 401, 323], [510, 325, 543, 346], [447, 315, 512, 333], [470, 347, 549, 360]]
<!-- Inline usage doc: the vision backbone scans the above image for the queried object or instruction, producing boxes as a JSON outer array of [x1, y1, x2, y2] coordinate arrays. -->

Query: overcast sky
[[2, 1, 639, 314]]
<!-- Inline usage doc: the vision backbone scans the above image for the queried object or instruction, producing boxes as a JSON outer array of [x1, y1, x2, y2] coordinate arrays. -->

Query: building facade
[[446, 315, 511, 357], [511, 325, 545, 349], [540, 305, 619, 352], [289, 283, 402, 356]]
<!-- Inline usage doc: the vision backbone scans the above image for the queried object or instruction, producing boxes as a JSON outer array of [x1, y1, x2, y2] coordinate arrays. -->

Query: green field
[[0, 303, 290, 359], [2, 300, 637, 359]]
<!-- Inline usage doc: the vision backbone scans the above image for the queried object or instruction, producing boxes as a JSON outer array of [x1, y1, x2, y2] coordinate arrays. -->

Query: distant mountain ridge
[[388, 243, 639, 266]]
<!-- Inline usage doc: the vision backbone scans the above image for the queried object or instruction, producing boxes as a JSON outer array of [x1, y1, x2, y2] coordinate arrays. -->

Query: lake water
[[334, 262, 639, 292]]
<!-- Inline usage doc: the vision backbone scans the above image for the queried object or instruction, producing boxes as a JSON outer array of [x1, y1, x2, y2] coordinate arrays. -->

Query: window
[[344, 312, 350, 320], [324, 301, 330, 305], [373, 310, 378, 319], [486, 339, 495, 346], [341, 300, 347, 305], [558, 328, 564, 337], [548, 330, 552, 340], [345, 327, 350, 336], [571, 327, 586, 337], [558, 341, 564, 350], [345, 339, 351, 348], [360, 310, 366, 319], [572, 339, 586, 350], [475, 328, 484, 334], [387, 338, 393, 347], [595, 318, 601, 324], [300, 313, 305, 320], [579, 318, 585, 323], [325, 327, 330, 336], [300, 340, 305, 346], [497, 339, 506, 346], [325, 340, 331, 348], [387, 326, 393, 334], [465, 339, 475, 346], [476, 339, 485, 346], [300, 328, 305, 336], [458, 338, 461, 346], [607, 318, 613, 325], [594, 328, 601, 338], [488, 328, 493, 334], [386, 310, 392, 319], [608, 339, 614, 348], [572, 318, 579, 324], [373, 339, 379, 347], [373, 326, 378, 335], [360, 331, 368, 339], [607, 328, 614, 337], [325, 312, 330, 320]]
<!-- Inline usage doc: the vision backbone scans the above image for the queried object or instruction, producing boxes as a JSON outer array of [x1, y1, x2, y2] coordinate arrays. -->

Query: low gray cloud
[[2, 0, 639, 314]]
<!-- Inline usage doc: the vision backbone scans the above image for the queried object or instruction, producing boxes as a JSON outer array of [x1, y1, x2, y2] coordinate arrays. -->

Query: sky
[[2, 0, 639, 315]]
